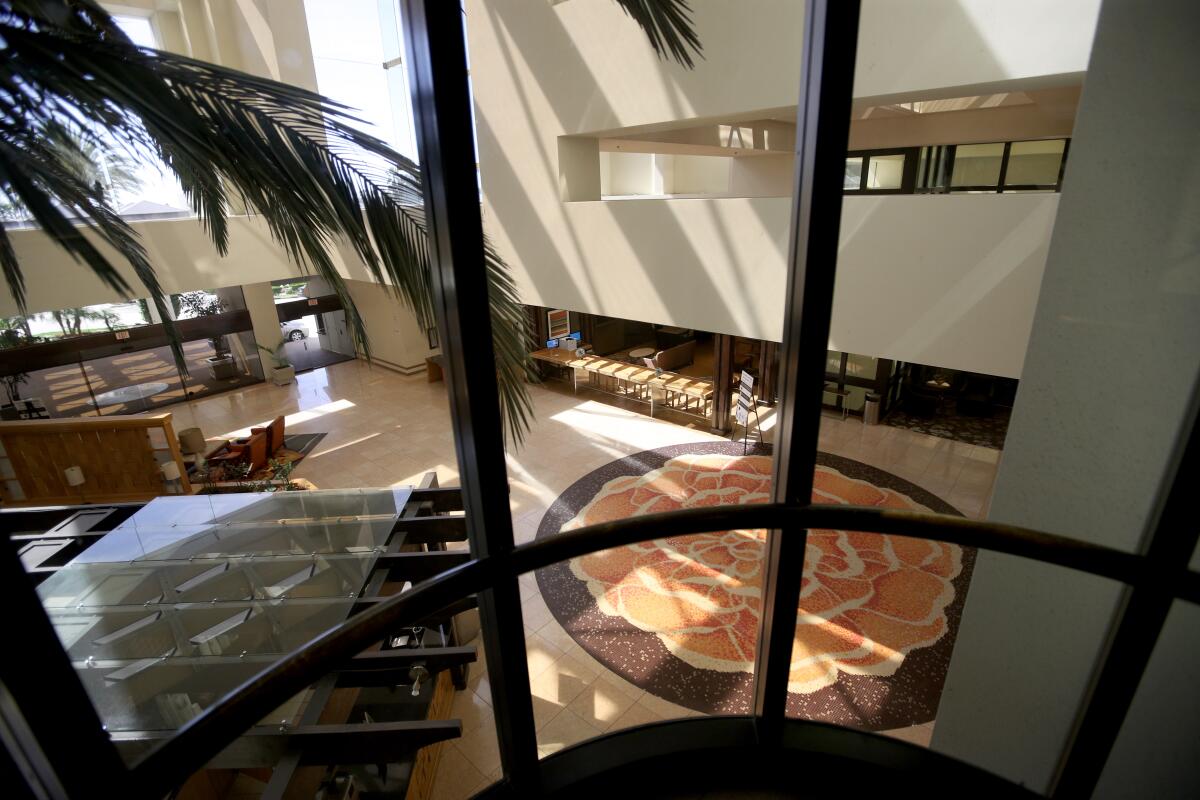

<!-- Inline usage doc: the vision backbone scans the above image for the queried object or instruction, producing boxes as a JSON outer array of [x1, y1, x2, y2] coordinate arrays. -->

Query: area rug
[[535, 441, 975, 730], [884, 407, 1010, 450]]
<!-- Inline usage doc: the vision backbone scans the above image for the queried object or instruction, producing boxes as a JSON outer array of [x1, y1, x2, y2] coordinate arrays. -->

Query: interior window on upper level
[[1004, 139, 1067, 188], [845, 157, 864, 189], [865, 154, 905, 190], [950, 142, 1005, 189]]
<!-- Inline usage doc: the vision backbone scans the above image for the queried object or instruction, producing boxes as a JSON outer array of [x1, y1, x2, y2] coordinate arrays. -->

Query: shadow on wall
[[470, 0, 1013, 344]]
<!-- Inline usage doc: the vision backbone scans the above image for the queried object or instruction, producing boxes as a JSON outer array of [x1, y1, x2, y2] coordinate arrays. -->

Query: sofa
[[651, 340, 696, 372]]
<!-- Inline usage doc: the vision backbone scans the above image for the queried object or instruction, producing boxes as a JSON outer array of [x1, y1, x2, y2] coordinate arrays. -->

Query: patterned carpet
[[884, 407, 1010, 450], [535, 441, 974, 730]]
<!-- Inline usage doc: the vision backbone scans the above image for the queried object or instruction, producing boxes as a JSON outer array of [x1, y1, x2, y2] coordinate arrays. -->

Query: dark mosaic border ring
[[534, 440, 976, 731]]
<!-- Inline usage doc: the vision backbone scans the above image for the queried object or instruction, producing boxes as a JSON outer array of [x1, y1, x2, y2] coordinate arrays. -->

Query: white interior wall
[[832, 194, 1056, 377], [345, 280, 435, 372], [470, 0, 1099, 376], [0, 216, 328, 317], [931, 0, 1200, 792], [604, 152, 655, 196], [240, 281, 282, 374], [670, 156, 731, 195], [729, 155, 793, 198]]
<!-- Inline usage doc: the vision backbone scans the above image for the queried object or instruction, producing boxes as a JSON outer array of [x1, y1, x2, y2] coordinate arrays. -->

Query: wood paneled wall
[[0, 414, 190, 506]]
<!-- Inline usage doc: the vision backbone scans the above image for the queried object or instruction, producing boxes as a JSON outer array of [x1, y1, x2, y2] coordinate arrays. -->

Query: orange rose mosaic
[[563, 454, 962, 695]]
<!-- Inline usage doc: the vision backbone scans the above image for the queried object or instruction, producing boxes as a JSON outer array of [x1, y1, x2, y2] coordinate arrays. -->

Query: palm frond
[[0, 0, 536, 443], [613, 0, 703, 69]]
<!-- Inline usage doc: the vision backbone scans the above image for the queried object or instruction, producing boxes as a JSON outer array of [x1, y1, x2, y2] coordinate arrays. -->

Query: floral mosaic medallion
[[534, 441, 975, 730]]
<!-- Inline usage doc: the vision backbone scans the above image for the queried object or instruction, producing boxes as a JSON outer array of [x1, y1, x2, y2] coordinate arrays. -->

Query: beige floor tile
[[535, 618, 577, 652], [450, 687, 495, 735], [524, 631, 564, 680], [520, 594, 554, 631], [880, 722, 934, 748], [530, 651, 596, 710], [429, 742, 486, 800], [635, 691, 702, 719], [453, 716, 503, 776], [536, 707, 604, 759], [566, 672, 640, 730], [608, 698, 665, 733]]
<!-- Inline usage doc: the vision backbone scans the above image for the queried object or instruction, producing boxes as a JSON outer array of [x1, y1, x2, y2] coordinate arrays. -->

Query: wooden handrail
[[0, 413, 175, 433]]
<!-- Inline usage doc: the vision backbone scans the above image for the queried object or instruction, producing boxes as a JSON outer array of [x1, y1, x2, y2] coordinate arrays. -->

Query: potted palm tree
[[0, 0, 699, 444], [257, 340, 295, 386]]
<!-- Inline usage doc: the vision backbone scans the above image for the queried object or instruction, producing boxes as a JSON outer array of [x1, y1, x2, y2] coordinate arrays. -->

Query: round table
[[628, 347, 655, 361], [94, 381, 170, 408]]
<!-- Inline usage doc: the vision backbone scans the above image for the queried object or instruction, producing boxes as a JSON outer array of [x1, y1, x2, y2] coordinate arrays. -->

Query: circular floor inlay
[[535, 441, 975, 730]]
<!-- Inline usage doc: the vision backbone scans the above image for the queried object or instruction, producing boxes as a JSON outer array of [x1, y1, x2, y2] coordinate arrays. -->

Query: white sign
[[735, 371, 754, 425]]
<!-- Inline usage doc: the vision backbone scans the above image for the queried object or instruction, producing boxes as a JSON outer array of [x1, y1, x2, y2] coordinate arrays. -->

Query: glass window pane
[[950, 142, 1004, 187], [845, 353, 877, 380], [826, 351, 843, 376], [1005, 139, 1065, 186], [844, 156, 863, 189], [865, 154, 905, 190]]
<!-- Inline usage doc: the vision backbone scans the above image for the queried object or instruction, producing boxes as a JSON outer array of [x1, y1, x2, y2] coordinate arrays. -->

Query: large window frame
[[1, 2, 1196, 799], [843, 147, 919, 194], [914, 138, 1072, 194]]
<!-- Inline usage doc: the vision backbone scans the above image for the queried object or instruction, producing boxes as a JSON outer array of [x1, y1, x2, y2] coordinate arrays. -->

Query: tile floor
[[152, 359, 1001, 800]]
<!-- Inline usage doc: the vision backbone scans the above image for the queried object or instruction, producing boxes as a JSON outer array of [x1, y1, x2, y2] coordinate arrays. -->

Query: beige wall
[[0, 215, 330, 317], [831, 194, 1059, 378], [729, 155, 793, 198], [240, 281, 284, 372], [470, 0, 1094, 375], [346, 280, 435, 373]]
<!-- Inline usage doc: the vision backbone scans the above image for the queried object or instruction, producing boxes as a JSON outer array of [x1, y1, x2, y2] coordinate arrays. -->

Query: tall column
[[930, 0, 1200, 795], [240, 282, 285, 375], [757, 340, 779, 406], [710, 333, 733, 433]]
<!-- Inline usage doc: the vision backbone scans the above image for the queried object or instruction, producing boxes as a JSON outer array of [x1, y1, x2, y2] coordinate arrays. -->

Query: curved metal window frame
[[2, 1, 1196, 799]]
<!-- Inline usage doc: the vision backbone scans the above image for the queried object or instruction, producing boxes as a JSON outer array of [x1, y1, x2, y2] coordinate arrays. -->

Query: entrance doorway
[[281, 310, 356, 373]]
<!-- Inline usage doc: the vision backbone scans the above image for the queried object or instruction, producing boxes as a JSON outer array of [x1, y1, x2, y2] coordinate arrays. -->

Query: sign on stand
[[734, 371, 758, 454], [736, 371, 754, 425]]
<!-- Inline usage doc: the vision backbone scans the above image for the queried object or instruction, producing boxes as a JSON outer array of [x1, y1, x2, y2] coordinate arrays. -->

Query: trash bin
[[863, 392, 881, 425]]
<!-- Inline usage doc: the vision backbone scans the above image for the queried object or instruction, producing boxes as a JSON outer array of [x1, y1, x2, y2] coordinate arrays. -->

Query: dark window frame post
[[400, 0, 540, 791], [752, 0, 861, 740]]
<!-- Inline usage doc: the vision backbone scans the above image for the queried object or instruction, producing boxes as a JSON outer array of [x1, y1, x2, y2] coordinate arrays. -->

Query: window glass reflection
[[1005, 139, 1065, 187], [950, 142, 1004, 188], [865, 154, 905, 189], [844, 157, 863, 189]]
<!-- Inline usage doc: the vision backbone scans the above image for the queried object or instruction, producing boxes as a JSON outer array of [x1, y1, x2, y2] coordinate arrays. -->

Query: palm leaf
[[0, 0, 535, 443], [613, 0, 703, 69]]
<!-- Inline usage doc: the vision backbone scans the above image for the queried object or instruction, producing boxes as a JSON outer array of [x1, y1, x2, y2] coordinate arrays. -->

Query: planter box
[[270, 365, 295, 386], [206, 356, 238, 380]]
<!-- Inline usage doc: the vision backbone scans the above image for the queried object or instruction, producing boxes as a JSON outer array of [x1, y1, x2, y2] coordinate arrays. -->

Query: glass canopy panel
[[113, 488, 413, 529], [76, 657, 312, 732], [36, 491, 407, 735]]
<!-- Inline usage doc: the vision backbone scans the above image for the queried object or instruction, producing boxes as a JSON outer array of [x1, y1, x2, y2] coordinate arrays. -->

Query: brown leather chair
[[227, 430, 269, 472], [250, 415, 285, 456]]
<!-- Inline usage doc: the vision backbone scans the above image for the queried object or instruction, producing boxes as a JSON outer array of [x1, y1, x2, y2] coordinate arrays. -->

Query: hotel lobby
[[144, 357, 1000, 798]]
